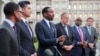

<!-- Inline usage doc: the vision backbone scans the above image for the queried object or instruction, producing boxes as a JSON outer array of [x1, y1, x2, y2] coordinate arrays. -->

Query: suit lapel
[[74, 26, 80, 41], [91, 27, 94, 37], [67, 25, 71, 38], [42, 20, 55, 38], [81, 27, 86, 41], [51, 23, 57, 38], [59, 23, 68, 36], [3, 21, 18, 43], [25, 22, 34, 37], [20, 20, 32, 38], [29, 25, 33, 37]]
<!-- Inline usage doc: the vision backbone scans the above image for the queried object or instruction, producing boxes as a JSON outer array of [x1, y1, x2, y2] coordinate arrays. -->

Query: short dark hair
[[76, 17, 82, 22], [18, 1, 30, 8], [86, 17, 94, 22], [42, 7, 50, 16], [3, 2, 19, 16]]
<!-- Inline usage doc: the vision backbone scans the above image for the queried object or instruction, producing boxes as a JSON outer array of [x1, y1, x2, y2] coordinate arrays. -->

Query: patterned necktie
[[78, 27, 84, 42]]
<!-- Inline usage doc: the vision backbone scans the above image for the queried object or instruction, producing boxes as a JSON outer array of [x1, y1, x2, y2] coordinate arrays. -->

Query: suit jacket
[[35, 19, 57, 56], [72, 26, 88, 56], [15, 20, 35, 56], [55, 23, 75, 50], [84, 26, 98, 49], [0, 21, 19, 56]]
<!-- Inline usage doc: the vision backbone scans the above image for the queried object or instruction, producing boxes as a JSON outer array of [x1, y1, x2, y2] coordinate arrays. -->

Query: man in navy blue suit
[[15, 1, 36, 56], [35, 7, 66, 56], [72, 18, 88, 56]]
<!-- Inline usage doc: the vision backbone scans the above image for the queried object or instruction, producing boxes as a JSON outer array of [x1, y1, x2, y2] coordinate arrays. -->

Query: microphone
[[53, 46, 62, 56], [44, 49, 54, 56]]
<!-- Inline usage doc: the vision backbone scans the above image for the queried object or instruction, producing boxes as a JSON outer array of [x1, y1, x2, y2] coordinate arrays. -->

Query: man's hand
[[63, 45, 73, 51], [88, 43, 94, 49], [57, 35, 66, 42], [59, 42, 64, 45], [31, 52, 37, 56], [78, 42, 86, 46], [34, 52, 37, 56], [31, 54, 34, 56]]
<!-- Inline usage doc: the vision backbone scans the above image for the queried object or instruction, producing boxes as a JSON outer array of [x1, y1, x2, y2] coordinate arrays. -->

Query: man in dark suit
[[72, 18, 88, 56], [84, 17, 98, 56], [35, 7, 66, 56], [0, 2, 21, 56], [15, 1, 36, 56], [55, 12, 75, 56]]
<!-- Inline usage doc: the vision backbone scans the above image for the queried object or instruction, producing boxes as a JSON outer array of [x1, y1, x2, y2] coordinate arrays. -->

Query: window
[[98, 3, 100, 9], [52, 2, 58, 8], [68, 5, 71, 9], [89, 14, 93, 17], [79, 14, 82, 17], [78, 4, 82, 9], [74, 14, 77, 18], [73, 5, 77, 9]]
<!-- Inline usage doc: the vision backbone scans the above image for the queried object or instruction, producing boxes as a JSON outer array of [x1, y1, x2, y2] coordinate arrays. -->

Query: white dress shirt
[[44, 18, 51, 28], [62, 24, 69, 36]]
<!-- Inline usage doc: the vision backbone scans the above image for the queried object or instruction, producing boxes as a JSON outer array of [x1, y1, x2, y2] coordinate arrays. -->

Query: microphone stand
[[53, 46, 62, 56]]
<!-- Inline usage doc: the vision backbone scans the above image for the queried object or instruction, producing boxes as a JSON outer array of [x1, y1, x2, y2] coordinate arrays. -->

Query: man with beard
[[35, 7, 66, 56], [72, 18, 88, 56], [0, 2, 21, 56]]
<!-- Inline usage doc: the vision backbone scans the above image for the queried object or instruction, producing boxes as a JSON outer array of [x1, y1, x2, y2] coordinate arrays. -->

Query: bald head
[[75, 17, 82, 26]]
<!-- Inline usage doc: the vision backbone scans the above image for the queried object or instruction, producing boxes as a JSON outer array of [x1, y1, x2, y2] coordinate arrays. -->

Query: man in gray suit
[[84, 17, 98, 56], [0, 2, 21, 56]]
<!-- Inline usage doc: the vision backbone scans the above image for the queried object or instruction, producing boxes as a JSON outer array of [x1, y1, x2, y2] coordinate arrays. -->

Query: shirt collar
[[86, 25, 91, 28], [75, 25, 81, 29], [61, 22, 68, 27], [21, 17, 27, 23], [4, 19, 14, 27], [44, 18, 50, 25]]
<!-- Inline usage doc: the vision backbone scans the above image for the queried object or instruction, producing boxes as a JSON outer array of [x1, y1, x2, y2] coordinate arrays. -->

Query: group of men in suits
[[0, 1, 36, 56], [0, 1, 98, 56], [35, 7, 98, 56]]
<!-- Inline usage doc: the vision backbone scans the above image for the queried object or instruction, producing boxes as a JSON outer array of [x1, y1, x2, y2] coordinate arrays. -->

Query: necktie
[[13, 26, 16, 31], [88, 27, 91, 36], [49, 22, 54, 31], [64, 26, 69, 37], [78, 27, 84, 42], [25, 21, 32, 37]]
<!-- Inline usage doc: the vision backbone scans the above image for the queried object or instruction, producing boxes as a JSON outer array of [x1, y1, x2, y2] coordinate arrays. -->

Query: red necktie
[[78, 27, 84, 42]]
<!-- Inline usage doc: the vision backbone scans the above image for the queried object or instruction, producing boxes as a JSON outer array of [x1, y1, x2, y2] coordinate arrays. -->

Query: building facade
[[0, 0, 100, 35]]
